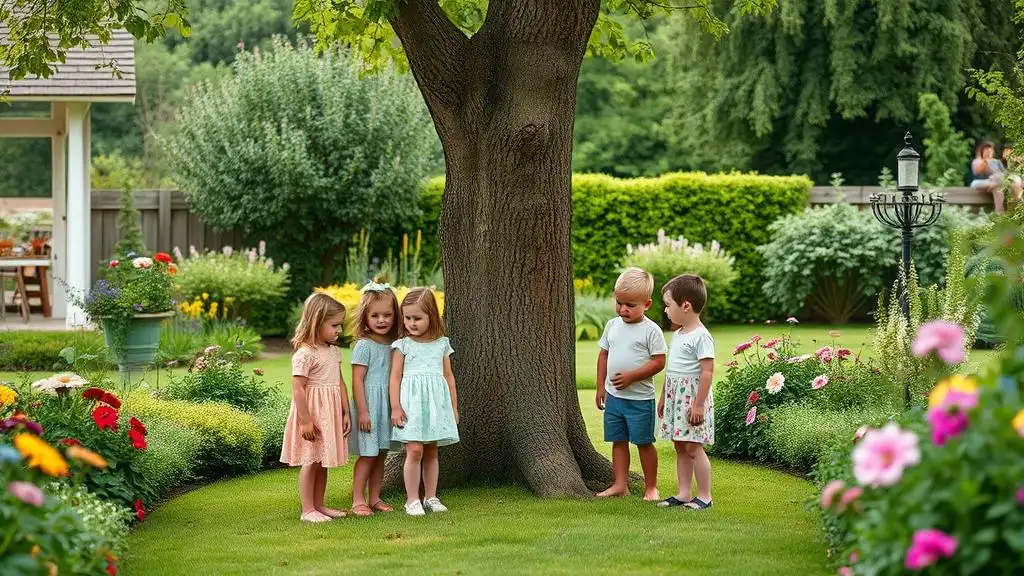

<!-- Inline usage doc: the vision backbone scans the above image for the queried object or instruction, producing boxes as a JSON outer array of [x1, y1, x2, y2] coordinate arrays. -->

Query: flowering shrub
[[622, 229, 738, 324], [173, 243, 290, 336], [163, 346, 275, 413]]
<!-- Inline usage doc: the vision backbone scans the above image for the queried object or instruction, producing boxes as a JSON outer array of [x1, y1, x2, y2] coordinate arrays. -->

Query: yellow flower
[[202, 293, 209, 300], [66, 445, 108, 469], [928, 375, 978, 410], [1013, 409, 1024, 437], [31, 545, 40, 558], [207, 302, 219, 320], [0, 384, 16, 407], [13, 433, 69, 477]]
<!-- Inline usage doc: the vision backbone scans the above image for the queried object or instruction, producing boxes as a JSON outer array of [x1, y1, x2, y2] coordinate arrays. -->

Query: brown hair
[[291, 292, 345, 350], [662, 274, 707, 314], [399, 287, 445, 340], [354, 288, 401, 340]]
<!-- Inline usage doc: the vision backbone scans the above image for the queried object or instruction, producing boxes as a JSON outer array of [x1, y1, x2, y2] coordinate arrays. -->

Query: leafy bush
[[766, 404, 897, 473], [157, 315, 263, 365], [0, 331, 106, 371], [127, 392, 263, 478], [129, 415, 202, 501], [173, 244, 290, 336], [575, 293, 612, 341], [162, 38, 438, 298], [48, 483, 133, 555], [419, 171, 811, 322], [253, 392, 290, 465], [622, 229, 738, 325], [163, 346, 273, 412]]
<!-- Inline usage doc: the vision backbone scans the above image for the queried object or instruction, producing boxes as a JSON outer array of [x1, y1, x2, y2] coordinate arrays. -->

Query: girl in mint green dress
[[390, 288, 459, 517]]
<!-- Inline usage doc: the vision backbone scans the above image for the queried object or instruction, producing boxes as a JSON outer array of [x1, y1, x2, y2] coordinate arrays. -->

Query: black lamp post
[[869, 132, 945, 320]]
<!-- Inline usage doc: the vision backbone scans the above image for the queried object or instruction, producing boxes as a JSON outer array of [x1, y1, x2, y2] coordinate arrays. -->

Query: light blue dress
[[390, 336, 460, 449], [348, 339, 392, 457]]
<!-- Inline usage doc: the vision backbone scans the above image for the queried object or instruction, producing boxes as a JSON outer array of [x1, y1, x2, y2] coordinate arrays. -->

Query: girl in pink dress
[[280, 292, 352, 522]]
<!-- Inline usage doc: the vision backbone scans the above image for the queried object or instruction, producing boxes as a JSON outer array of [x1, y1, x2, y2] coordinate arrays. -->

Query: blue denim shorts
[[603, 394, 656, 445]]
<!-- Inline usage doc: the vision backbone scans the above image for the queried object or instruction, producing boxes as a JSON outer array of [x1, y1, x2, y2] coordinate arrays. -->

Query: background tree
[[160, 38, 438, 295], [919, 92, 971, 186]]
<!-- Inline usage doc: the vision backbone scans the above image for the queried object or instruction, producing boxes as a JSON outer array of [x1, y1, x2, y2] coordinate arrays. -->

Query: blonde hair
[[399, 287, 445, 340], [291, 292, 346, 350], [354, 288, 401, 340], [614, 267, 655, 298]]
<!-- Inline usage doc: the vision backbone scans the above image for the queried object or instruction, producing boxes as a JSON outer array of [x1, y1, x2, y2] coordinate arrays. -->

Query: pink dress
[[279, 345, 349, 467]]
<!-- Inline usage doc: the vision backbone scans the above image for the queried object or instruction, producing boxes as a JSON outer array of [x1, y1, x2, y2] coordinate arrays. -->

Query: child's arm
[[339, 366, 351, 437], [291, 375, 320, 441], [443, 354, 459, 425], [657, 374, 666, 418], [389, 349, 407, 428], [610, 354, 665, 390], [689, 358, 715, 426], [352, 364, 372, 433], [595, 349, 608, 410]]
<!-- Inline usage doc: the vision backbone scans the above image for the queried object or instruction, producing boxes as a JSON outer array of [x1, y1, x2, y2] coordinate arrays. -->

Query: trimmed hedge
[[0, 330, 106, 371], [418, 172, 811, 322]]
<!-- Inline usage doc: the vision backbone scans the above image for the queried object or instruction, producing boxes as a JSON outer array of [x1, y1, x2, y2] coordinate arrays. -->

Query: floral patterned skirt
[[659, 372, 715, 445]]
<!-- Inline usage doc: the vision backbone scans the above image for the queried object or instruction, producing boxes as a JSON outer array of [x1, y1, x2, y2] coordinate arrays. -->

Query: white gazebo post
[[65, 102, 91, 327], [50, 102, 67, 319]]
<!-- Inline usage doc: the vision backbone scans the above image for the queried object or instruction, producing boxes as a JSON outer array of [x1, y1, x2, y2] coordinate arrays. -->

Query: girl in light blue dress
[[348, 282, 401, 517], [390, 287, 460, 516]]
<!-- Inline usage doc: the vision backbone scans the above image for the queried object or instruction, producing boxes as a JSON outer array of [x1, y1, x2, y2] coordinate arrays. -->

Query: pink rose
[[820, 479, 845, 509], [836, 486, 863, 512], [905, 529, 957, 570], [911, 320, 965, 365]]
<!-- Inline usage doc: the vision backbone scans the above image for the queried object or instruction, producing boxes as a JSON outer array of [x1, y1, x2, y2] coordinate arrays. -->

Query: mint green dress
[[348, 339, 392, 457], [390, 336, 460, 449]]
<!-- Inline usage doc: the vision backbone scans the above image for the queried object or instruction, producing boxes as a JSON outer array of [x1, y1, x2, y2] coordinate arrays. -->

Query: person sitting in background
[[970, 140, 1009, 213]]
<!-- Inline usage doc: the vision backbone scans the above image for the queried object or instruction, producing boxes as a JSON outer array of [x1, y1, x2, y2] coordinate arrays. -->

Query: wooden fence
[[90, 190, 243, 275]]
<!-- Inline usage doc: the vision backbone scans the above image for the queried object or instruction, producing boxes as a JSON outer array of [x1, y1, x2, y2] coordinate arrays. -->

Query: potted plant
[[78, 252, 177, 375]]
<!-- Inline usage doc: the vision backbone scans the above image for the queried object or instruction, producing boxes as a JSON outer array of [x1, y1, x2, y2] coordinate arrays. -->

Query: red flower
[[109, 259, 119, 268], [101, 392, 122, 409], [106, 556, 118, 576], [92, 406, 119, 431], [82, 387, 106, 401], [129, 427, 148, 450], [747, 390, 760, 405], [154, 252, 172, 264], [61, 438, 81, 447], [134, 499, 146, 521], [253, 368, 264, 376], [129, 417, 147, 435]]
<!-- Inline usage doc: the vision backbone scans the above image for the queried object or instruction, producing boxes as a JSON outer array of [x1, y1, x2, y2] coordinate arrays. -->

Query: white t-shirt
[[598, 317, 667, 400], [666, 324, 715, 375]]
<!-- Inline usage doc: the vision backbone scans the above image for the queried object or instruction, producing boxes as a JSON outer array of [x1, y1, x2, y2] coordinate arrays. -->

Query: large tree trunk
[[383, 0, 611, 497]]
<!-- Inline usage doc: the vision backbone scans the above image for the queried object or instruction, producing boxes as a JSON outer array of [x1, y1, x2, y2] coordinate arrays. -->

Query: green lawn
[[121, 389, 832, 576]]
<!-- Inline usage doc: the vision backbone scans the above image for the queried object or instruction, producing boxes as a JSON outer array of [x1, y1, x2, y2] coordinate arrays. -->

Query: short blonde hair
[[614, 267, 654, 298], [291, 292, 345, 350], [399, 287, 445, 340]]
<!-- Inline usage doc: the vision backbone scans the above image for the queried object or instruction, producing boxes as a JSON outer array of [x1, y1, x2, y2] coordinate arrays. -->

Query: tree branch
[[388, 0, 470, 117]]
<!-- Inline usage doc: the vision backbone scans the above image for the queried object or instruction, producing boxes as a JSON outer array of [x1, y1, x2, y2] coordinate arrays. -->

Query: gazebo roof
[[0, 24, 136, 102]]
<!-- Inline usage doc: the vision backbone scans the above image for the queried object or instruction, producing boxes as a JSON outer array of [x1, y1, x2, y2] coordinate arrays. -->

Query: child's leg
[[369, 452, 390, 509], [403, 442, 424, 504], [597, 441, 630, 496], [352, 456, 375, 507], [688, 442, 712, 503], [636, 443, 659, 501], [422, 443, 439, 500], [298, 463, 322, 516], [314, 464, 345, 518], [673, 441, 694, 501]]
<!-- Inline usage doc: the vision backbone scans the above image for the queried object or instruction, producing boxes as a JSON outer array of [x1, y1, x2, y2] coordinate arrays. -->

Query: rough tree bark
[[381, 0, 613, 497]]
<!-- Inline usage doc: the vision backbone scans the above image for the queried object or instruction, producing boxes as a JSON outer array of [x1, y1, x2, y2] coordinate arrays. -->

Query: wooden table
[[0, 257, 51, 321]]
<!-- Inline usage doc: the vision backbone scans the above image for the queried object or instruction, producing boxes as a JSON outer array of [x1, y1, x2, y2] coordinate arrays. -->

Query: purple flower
[[133, 303, 143, 312], [8, 481, 44, 507], [1016, 485, 1024, 506]]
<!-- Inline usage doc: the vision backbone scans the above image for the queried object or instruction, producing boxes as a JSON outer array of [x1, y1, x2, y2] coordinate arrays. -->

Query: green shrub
[[575, 293, 612, 341], [127, 392, 263, 478], [173, 245, 290, 336], [130, 415, 202, 501], [766, 404, 898, 473], [253, 392, 290, 465], [47, 483, 133, 555], [164, 347, 273, 412], [622, 230, 739, 325], [0, 331, 107, 371], [418, 172, 810, 322]]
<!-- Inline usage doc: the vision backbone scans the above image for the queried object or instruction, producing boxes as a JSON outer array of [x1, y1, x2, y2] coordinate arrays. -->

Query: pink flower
[[829, 330, 841, 338], [837, 348, 853, 360], [1016, 485, 1024, 506], [109, 259, 119, 268], [734, 341, 753, 355], [850, 552, 859, 564], [786, 317, 799, 324], [837, 568, 851, 576], [816, 346, 833, 363], [725, 360, 739, 368], [854, 425, 869, 443], [820, 479, 845, 509], [911, 320, 965, 365], [767, 349, 780, 361], [8, 481, 44, 507], [926, 377, 979, 445], [762, 338, 781, 349], [852, 422, 921, 487], [745, 406, 757, 426], [811, 374, 829, 390], [746, 390, 760, 405], [836, 486, 863, 512], [765, 372, 785, 394], [253, 368, 264, 376], [927, 397, 975, 446], [787, 354, 812, 364], [750, 335, 762, 343], [905, 529, 958, 570]]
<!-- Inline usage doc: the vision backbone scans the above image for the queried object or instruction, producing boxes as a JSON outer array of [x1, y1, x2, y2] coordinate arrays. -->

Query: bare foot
[[596, 486, 630, 498], [642, 488, 661, 502], [300, 510, 332, 523], [318, 507, 347, 518]]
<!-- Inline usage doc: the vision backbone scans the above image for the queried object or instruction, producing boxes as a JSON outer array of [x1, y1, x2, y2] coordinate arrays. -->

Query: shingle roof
[[0, 23, 136, 101]]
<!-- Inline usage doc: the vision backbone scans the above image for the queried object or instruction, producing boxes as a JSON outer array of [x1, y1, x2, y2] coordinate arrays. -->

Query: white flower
[[787, 354, 812, 364], [222, 246, 234, 258], [132, 257, 153, 269], [248, 250, 257, 265], [173, 246, 184, 262], [31, 373, 88, 395], [259, 240, 266, 257], [765, 372, 785, 394]]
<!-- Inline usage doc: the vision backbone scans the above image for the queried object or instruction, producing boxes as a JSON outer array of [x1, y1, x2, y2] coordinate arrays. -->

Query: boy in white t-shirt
[[595, 267, 667, 500]]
